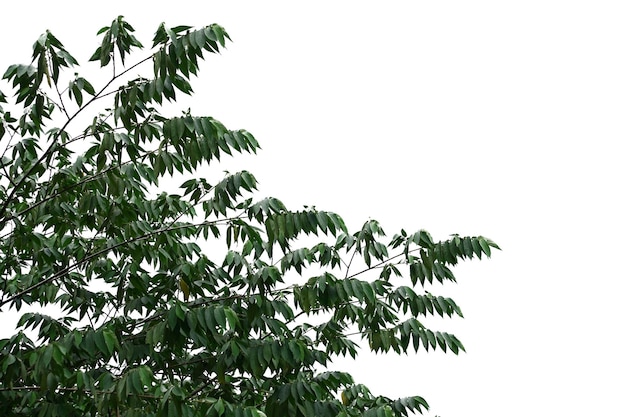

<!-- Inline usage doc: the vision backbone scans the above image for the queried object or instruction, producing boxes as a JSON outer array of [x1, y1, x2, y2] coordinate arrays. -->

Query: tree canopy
[[0, 17, 499, 417]]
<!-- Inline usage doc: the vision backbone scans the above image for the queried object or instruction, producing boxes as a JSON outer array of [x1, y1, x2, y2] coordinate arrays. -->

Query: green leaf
[[102, 328, 117, 355]]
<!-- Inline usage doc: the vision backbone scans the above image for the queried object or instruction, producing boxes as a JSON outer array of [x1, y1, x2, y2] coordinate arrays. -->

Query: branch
[[53, 73, 70, 120], [0, 215, 240, 308], [344, 247, 358, 279], [346, 248, 417, 281], [0, 384, 161, 400]]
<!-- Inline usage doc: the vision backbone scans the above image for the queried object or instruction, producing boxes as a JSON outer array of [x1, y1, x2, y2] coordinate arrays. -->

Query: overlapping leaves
[[0, 17, 498, 417]]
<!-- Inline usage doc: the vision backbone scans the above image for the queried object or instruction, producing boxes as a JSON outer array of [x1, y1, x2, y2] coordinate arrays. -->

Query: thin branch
[[0, 385, 161, 400], [53, 70, 70, 119], [0, 215, 240, 308], [188, 381, 211, 398], [345, 248, 417, 281], [344, 246, 358, 279]]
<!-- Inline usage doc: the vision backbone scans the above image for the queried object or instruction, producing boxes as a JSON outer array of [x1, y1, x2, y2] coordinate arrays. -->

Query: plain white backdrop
[[1, 1, 625, 416]]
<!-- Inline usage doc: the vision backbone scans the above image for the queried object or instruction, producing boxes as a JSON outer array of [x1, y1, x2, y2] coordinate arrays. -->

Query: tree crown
[[0, 17, 499, 417]]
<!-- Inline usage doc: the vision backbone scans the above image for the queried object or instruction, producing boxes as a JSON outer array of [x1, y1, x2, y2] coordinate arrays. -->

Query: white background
[[2, 1, 625, 416]]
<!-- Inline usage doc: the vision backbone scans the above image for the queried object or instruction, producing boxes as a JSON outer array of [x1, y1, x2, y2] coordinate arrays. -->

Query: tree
[[0, 17, 499, 417]]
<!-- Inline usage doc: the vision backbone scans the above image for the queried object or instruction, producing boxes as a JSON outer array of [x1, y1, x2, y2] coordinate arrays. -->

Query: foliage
[[0, 17, 499, 417]]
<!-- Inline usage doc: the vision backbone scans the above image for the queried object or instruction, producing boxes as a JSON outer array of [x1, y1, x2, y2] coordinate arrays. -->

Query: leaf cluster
[[0, 17, 499, 417]]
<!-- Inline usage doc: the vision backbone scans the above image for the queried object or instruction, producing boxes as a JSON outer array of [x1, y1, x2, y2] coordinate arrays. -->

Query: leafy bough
[[0, 16, 498, 417]]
